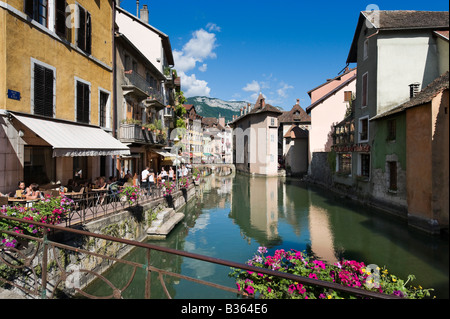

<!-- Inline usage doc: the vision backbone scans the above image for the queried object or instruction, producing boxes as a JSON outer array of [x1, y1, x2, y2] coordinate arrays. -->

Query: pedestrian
[[141, 166, 150, 193], [160, 167, 168, 184], [168, 166, 174, 182], [148, 169, 155, 191]]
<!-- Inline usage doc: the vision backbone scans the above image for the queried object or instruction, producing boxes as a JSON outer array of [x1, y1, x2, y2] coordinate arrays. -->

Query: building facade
[[230, 94, 282, 176], [343, 10, 448, 211], [0, 0, 130, 193]]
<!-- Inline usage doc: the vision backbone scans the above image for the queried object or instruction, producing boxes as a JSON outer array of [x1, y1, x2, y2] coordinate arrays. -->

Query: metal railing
[[63, 183, 179, 227], [0, 215, 399, 299]]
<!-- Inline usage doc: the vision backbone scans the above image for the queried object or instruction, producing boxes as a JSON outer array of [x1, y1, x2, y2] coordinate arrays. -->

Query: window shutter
[[24, 0, 34, 17], [34, 64, 54, 117], [77, 6, 86, 52], [86, 12, 92, 54], [76, 82, 90, 124], [55, 0, 67, 38]]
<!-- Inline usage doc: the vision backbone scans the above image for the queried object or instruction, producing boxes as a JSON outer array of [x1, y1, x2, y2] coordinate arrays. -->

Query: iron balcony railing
[[119, 124, 167, 145], [123, 70, 165, 106], [0, 213, 400, 300]]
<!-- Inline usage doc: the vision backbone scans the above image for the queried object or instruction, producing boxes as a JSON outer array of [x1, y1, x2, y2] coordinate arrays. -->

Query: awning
[[11, 113, 130, 157], [153, 150, 176, 158]]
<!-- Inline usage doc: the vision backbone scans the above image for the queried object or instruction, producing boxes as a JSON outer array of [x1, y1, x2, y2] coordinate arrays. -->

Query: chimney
[[136, 0, 139, 17], [140, 5, 149, 24], [296, 99, 300, 105], [409, 82, 420, 98]]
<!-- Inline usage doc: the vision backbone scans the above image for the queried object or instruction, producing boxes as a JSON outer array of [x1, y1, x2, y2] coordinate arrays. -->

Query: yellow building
[[0, 0, 129, 193]]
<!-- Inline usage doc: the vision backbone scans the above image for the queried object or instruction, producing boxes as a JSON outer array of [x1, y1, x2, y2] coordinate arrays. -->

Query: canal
[[83, 173, 449, 299]]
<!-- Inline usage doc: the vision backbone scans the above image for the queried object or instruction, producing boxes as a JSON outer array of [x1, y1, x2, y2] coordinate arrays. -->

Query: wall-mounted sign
[[7, 89, 21, 101]]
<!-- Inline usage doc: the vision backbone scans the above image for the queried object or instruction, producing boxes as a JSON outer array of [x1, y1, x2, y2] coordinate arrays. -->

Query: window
[[77, 5, 91, 55], [363, 39, 369, 60], [25, 0, 48, 27], [362, 72, 368, 107], [344, 91, 353, 102], [337, 153, 352, 175], [99, 91, 109, 127], [270, 118, 275, 126], [359, 116, 369, 142], [54, 0, 67, 38], [76, 79, 90, 124], [388, 161, 397, 191], [360, 153, 370, 178], [387, 119, 396, 141], [32, 59, 55, 117]]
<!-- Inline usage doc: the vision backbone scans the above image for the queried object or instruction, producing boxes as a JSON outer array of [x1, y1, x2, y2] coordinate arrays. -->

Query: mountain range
[[185, 96, 251, 122]]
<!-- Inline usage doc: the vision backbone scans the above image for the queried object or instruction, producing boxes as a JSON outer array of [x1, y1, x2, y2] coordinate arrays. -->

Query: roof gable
[[347, 10, 449, 63]]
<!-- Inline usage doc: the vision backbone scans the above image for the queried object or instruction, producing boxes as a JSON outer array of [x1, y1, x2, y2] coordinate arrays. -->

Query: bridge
[[194, 163, 235, 177]]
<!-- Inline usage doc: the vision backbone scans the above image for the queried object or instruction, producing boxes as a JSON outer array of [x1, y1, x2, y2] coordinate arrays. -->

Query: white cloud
[[277, 82, 294, 98], [180, 72, 211, 97], [174, 28, 218, 73], [206, 23, 222, 32], [242, 80, 261, 93], [174, 25, 220, 97]]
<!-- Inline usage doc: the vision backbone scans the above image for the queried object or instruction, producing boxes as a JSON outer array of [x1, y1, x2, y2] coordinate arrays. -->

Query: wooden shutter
[[86, 11, 92, 54], [77, 6, 86, 52], [76, 81, 90, 124], [55, 0, 67, 38], [24, 0, 34, 17], [34, 64, 54, 117]]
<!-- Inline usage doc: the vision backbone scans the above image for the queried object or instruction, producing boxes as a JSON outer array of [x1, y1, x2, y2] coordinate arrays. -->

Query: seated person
[[15, 181, 28, 198], [26, 183, 42, 200]]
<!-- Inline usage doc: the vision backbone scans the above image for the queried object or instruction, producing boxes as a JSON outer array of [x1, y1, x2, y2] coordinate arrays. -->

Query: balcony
[[119, 123, 166, 145], [163, 107, 174, 118], [122, 71, 165, 110]]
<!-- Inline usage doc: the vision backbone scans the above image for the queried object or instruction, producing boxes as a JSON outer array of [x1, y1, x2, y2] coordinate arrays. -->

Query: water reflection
[[84, 173, 449, 299]]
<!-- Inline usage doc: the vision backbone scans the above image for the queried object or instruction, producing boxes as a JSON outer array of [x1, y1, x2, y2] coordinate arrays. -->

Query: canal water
[[83, 173, 449, 299]]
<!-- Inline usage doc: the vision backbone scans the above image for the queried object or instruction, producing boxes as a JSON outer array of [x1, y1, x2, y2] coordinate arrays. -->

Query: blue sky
[[120, 0, 449, 111]]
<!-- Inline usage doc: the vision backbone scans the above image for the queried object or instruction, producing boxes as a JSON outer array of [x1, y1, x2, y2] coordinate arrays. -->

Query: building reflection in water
[[231, 174, 337, 263]]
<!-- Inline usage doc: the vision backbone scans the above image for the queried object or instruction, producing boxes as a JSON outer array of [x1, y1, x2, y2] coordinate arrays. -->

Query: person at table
[[26, 183, 42, 200], [15, 181, 29, 198], [96, 177, 108, 190]]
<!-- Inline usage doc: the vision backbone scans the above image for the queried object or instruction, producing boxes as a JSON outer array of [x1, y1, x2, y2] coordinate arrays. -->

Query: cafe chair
[[0, 197, 8, 206]]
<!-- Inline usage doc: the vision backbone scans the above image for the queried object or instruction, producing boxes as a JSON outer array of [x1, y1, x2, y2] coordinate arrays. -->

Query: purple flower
[[393, 290, 405, 298]]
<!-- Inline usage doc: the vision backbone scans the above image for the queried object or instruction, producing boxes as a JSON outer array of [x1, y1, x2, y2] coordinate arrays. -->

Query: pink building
[[305, 67, 357, 183]]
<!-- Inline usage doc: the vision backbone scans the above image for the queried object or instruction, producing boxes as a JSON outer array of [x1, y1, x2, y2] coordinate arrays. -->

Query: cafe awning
[[11, 113, 130, 157]]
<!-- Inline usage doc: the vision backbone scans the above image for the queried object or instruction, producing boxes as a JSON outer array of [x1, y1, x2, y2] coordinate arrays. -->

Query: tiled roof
[[283, 125, 309, 139], [305, 73, 356, 114], [371, 71, 449, 120], [364, 10, 449, 30], [279, 103, 311, 123], [307, 67, 357, 96], [347, 10, 449, 63], [435, 30, 449, 40]]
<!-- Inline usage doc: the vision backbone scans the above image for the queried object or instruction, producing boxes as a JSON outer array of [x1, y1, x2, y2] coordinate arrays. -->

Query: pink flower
[[245, 285, 255, 295], [309, 273, 318, 279]]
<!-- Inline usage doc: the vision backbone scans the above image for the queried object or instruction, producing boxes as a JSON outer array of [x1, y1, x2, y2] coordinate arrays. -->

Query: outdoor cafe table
[[7, 198, 39, 207]]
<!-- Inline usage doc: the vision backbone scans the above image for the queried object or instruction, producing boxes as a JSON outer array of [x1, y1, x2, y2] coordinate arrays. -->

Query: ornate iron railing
[[0, 215, 399, 299]]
